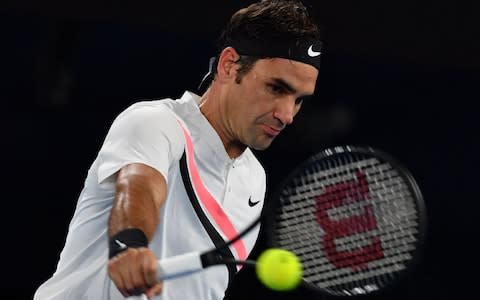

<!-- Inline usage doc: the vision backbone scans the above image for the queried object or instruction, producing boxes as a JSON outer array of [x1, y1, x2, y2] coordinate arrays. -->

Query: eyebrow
[[270, 77, 314, 100], [270, 78, 297, 94]]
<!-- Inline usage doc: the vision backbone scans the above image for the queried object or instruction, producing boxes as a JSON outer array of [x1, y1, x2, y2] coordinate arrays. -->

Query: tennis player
[[34, 1, 322, 299]]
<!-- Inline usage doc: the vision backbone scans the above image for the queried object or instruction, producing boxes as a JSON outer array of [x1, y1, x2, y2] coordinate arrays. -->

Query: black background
[[1, 1, 479, 299]]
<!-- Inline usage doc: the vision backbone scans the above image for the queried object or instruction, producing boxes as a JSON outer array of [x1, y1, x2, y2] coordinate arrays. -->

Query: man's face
[[224, 57, 318, 150]]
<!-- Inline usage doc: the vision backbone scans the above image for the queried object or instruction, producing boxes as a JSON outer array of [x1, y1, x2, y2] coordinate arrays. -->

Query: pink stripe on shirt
[[177, 121, 247, 261]]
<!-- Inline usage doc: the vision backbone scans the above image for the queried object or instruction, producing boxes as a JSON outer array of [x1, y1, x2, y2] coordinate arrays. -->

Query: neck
[[199, 88, 246, 159]]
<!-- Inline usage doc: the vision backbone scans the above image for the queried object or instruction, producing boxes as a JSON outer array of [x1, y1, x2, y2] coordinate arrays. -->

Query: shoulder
[[116, 98, 177, 122], [106, 98, 186, 153], [119, 92, 200, 122], [110, 98, 185, 135]]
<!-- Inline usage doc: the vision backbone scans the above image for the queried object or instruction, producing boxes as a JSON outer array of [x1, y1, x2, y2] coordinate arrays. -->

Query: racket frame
[[262, 145, 428, 297]]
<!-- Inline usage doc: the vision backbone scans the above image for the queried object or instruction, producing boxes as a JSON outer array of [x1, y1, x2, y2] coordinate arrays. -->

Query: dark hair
[[219, 0, 320, 47], [202, 0, 321, 88]]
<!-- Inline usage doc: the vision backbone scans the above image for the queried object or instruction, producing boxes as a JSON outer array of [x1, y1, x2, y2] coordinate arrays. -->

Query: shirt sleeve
[[96, 102, 185, 184]]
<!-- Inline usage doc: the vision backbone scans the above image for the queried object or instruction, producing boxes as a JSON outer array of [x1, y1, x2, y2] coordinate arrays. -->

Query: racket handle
[[156, 251, 204, 280], [125, 251, 204, 300]]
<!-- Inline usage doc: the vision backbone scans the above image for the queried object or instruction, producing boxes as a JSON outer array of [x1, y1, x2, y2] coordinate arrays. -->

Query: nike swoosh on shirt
[[248, 196, 261, 207]]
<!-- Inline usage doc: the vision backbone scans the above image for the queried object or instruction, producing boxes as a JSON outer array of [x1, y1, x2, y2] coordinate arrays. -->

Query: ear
[[216, 47, 241, 83]]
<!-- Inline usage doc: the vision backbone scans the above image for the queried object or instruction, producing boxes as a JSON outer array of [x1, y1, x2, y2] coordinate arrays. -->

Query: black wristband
[[108, 228, 149, 259]]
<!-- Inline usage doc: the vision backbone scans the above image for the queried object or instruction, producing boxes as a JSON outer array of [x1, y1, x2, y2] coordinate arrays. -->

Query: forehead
[[250, 58, 318, 94]]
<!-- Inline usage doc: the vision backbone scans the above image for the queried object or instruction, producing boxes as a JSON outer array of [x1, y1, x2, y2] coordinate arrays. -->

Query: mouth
[[262, 124, 282, 137]]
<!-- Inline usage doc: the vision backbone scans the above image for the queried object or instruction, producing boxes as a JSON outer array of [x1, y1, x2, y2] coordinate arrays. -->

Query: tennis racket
[[127, 145, 427, 299]]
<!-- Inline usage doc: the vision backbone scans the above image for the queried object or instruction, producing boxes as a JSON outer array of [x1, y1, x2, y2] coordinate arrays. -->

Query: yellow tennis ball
[[255, 248, 303, 291]]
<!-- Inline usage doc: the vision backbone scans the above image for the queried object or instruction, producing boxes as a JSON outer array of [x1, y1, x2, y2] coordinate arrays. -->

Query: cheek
[[237, 84, 274, 121]]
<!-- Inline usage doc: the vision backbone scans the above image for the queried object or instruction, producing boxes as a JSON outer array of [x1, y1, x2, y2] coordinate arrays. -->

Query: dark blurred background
[[1, 0, 479, 299]]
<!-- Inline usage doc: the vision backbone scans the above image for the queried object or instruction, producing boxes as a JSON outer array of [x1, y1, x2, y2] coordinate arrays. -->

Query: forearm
[[108, 163, 167, 241]]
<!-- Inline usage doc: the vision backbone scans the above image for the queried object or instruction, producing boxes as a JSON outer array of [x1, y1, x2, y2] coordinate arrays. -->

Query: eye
[[267, 83, 286, 95], [295, 95, 312, 105]]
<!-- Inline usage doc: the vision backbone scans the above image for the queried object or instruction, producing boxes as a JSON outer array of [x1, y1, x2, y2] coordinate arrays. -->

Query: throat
[[225, 140, 247, 159], [199, 98, 245, 159]]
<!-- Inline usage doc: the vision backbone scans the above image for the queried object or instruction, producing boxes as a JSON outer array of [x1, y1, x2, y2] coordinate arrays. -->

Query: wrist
[[108, 228, 149, 259]]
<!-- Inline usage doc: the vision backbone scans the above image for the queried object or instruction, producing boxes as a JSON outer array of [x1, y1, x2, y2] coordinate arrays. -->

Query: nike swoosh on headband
[[308, 45, 321, 57]]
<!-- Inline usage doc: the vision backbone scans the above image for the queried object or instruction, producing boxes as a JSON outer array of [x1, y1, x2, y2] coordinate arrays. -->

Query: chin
[[250, 140, 274, 151]]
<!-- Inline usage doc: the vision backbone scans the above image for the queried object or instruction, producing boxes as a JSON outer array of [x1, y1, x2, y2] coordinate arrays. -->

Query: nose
[[273, 97, 296, 126]]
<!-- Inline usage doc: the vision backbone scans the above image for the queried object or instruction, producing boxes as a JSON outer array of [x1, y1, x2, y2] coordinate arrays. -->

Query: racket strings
[[271, 154, 421, 296]]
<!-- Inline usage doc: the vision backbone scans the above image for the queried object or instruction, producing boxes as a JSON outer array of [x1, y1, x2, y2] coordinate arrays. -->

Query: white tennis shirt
[[34, 91, 266, 300]]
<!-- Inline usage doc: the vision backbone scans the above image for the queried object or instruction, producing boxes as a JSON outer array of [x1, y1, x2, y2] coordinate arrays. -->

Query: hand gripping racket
[[127, 145, 427, 299]]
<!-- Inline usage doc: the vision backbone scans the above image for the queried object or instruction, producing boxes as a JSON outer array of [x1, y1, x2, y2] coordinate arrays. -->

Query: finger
[[108, 255, 129, 297], [140, 248, 158, 287], [118, 253, 137, 295], [145, 283, 163, 299], [129, 249, 149, 295]]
